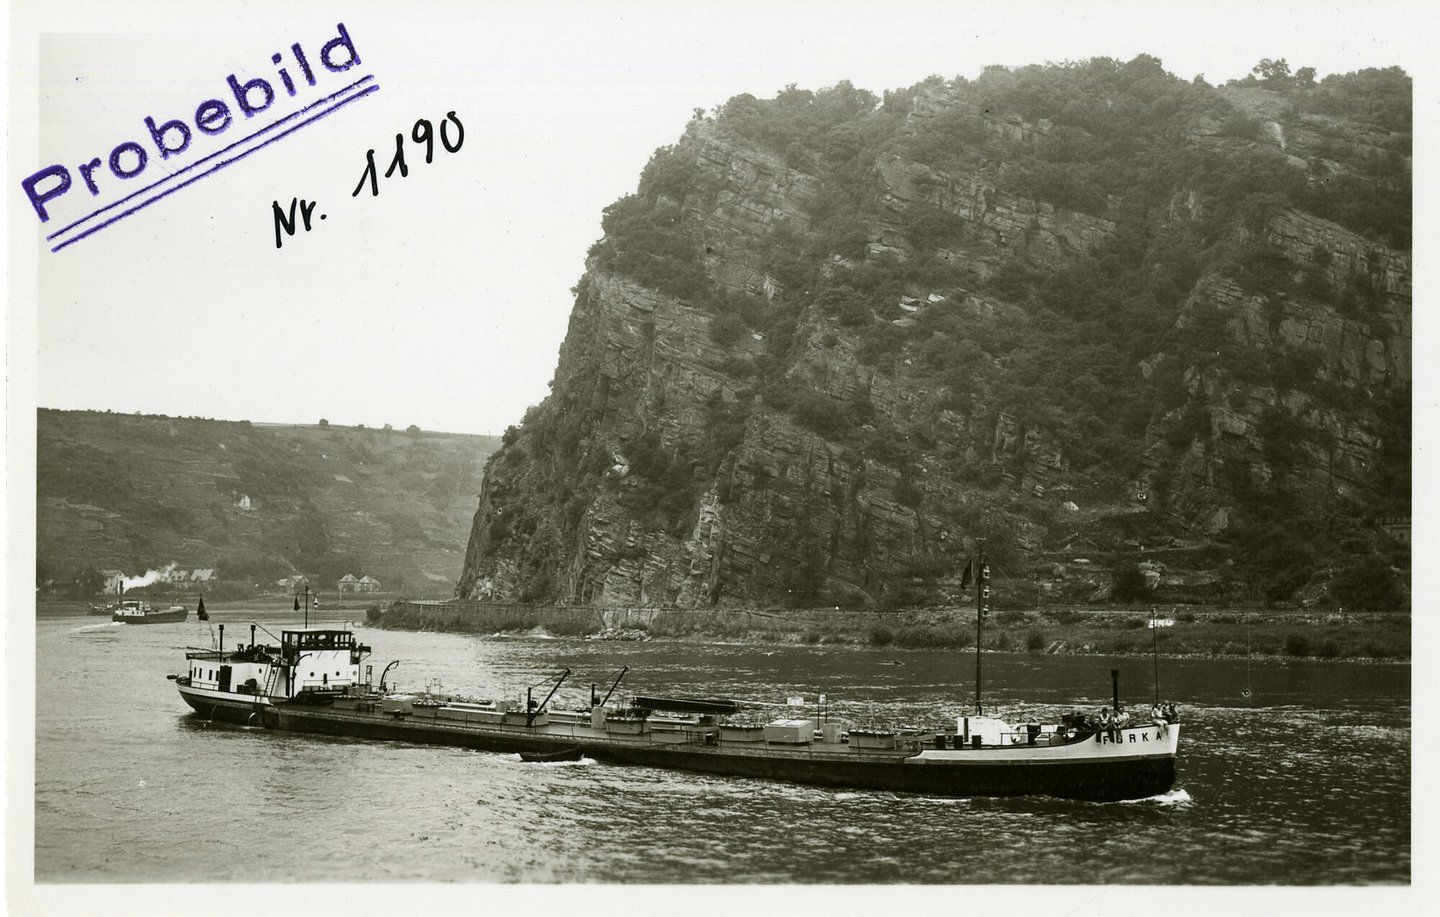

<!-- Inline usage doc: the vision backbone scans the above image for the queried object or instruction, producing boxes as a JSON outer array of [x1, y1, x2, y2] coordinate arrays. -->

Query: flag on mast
[[197, 595, 208, 621], [293, 595, 300, 612], [960, 559, 973, 590]]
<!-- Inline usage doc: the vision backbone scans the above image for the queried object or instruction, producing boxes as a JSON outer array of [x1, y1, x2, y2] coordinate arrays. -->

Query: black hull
[[178, 690, 271, 726], [520, 748, 585, 762], [247, 704, 1174, 803]]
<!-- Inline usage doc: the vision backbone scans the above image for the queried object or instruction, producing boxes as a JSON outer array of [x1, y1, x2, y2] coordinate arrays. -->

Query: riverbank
[[369, 602, 1411, 663], [36, 596, 387, 618]]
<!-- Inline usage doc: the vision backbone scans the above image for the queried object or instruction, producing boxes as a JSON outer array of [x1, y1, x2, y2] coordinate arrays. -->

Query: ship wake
[[1120, 787, 1191, 806]]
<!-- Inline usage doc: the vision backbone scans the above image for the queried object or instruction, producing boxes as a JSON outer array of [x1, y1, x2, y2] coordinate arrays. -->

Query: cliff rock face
[[1155, 210, 1410, 524], [460, 61, 1410, 609]]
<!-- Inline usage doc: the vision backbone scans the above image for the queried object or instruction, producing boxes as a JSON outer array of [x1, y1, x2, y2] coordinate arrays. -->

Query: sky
[[7, 0, 1434, 437]]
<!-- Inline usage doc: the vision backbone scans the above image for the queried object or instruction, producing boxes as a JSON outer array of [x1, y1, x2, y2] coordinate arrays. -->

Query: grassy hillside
[[37, 409, 500, 597]]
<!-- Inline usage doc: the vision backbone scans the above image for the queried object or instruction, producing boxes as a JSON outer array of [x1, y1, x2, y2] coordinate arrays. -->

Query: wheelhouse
[[280, 629, 371, 694]]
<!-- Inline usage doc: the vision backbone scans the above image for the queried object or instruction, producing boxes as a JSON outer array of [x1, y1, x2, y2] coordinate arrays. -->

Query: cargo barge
[[172, 599, 1180, 803]]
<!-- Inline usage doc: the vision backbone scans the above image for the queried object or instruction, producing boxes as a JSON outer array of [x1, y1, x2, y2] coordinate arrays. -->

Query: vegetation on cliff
[[461, 56, 1410, 612]]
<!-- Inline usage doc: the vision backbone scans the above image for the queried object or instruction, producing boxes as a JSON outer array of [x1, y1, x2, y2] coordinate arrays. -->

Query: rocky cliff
[[459, 59, 1410, 610]]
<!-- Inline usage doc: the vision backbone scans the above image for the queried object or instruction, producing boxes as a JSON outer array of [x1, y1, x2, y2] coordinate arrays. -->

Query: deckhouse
[[181, 627, 371, 707]]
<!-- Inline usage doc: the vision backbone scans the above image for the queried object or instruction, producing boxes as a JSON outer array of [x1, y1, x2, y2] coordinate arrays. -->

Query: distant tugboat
[[114, 600, 187, 624], [107, 585, 203, 623], [170, 552, 1181, 802]]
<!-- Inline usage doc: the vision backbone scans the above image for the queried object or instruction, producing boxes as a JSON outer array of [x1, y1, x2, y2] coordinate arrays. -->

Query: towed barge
[[173, 621, 1180, 802]]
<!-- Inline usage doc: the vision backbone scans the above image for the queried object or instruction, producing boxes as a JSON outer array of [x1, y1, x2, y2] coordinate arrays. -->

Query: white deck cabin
[[185, 628, 371, 700]]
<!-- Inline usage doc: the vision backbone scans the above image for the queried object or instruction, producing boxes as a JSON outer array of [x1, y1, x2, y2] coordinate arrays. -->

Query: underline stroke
[[49, 76, 379, 252]]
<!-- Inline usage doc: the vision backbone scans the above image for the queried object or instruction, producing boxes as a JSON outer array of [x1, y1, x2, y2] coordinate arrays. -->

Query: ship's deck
[[262, 695, 1178, 766], [176, 684, 1180, 800]]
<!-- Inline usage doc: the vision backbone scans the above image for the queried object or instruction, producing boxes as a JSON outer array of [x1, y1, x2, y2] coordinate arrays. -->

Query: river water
[[31, 607, 1410, 886]]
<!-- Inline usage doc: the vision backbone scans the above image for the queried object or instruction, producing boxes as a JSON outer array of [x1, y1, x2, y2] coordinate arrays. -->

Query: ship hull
[[114, 609, 187, 624], [231, 699, 1177, 802], [177, 683, 273, 725]]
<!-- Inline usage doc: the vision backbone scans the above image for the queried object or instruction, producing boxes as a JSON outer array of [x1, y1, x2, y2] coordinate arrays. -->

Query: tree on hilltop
[[1251, 58, 1292, 84]]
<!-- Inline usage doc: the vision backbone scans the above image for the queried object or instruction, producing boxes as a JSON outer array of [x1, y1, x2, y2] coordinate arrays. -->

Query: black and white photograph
[[4, 0, 1427, 912]]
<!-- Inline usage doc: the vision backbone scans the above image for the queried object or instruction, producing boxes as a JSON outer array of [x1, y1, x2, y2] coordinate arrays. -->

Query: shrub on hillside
[[1111, 562, 1153, 602], [1333, 561, 1407, 611]]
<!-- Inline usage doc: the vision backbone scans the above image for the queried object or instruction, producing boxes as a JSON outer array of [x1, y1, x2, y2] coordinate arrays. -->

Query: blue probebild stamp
[[24, 23, 379, 252]]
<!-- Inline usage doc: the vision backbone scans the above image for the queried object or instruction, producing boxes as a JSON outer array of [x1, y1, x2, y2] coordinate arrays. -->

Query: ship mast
[[973, 541, 990, 715], [294, 583, 316, 627]]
